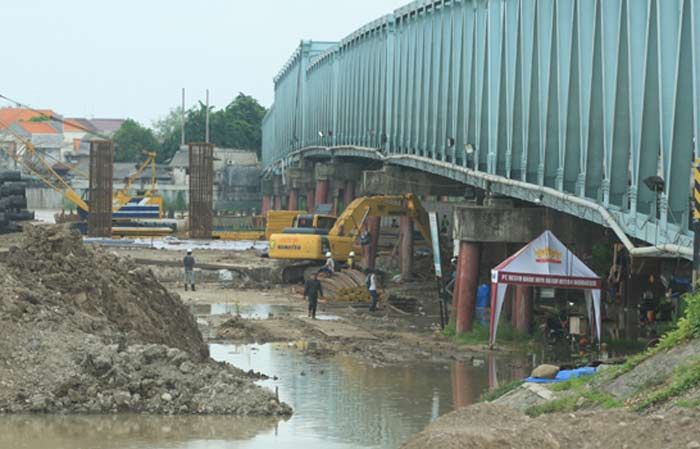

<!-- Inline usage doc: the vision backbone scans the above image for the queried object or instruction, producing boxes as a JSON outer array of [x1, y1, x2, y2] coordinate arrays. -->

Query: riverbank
[[400, 293, 700, 448]]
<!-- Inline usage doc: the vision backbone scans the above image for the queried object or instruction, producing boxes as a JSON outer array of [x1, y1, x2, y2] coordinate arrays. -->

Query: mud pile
[[4, 225, 207, 360], [0, 225, 290, 416]]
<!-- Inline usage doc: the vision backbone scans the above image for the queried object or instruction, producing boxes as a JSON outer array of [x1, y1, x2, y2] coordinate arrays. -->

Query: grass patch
[[443, 321, 534, 346], [635, 358, 700, 411], [612, 292, 700, 377], [676, 398, 700, 408], [525, 396, 578, 417], [481, 380, 524, 402]]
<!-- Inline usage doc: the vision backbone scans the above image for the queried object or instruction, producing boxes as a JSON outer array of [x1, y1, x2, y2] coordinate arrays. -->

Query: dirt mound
[[0, 225, 290, 416], [401, 404, 700, 449], [4, 225, 207, 360], [215, 315, 277, 343]]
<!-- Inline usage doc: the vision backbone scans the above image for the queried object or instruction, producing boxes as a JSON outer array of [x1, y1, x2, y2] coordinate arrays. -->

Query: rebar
[[188, 143, 214, 239], [87, 140, 113, 237]]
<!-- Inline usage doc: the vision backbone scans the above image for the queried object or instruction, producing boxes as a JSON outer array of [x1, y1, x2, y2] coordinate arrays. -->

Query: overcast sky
[[2, 0, 407, 126]]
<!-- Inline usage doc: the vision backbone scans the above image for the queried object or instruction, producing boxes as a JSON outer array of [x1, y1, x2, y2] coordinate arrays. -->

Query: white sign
[[429, 212, 443, 278]]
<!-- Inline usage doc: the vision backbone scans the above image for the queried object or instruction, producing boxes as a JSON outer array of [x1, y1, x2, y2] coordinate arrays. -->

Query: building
[[168, 147, 261, 211]]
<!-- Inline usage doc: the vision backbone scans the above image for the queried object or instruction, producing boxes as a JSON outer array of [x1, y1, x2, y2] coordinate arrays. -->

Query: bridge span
[[262, 0, 700, 258]]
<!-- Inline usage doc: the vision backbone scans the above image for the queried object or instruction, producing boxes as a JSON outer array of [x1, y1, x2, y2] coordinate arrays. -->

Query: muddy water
[[209, 343, 525, 448], [0, 342, 527, 449]]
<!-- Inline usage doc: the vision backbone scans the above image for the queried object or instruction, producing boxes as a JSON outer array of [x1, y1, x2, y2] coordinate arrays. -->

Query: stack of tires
[[0, 170, 34, 233]]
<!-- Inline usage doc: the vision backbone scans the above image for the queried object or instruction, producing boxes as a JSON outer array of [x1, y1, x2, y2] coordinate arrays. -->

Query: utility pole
[[693, 158, 700, 288], [181, 88, 186, 146], [205, 89, 210, 144]]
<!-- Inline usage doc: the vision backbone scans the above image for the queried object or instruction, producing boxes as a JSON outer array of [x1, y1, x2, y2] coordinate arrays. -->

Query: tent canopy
[[489, 231, 602, 346]]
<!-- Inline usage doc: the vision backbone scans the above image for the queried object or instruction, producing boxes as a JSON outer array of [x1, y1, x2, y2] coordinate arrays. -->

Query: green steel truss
[[263, 0, 700, 254]]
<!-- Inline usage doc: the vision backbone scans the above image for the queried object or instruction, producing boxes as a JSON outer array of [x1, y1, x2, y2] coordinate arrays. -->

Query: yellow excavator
[[268, 194, 432, 262]]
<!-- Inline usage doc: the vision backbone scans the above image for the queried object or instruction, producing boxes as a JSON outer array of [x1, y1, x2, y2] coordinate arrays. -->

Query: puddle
[[0, 342, 529, 449], [207, 343, 528, 448], [193, 303, 342, 321]]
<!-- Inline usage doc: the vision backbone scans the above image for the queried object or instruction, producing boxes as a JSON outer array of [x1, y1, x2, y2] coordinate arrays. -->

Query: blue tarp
[[525, 366, 597, 384]]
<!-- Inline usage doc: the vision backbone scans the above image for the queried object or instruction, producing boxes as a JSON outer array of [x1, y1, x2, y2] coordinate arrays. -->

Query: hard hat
[[326, 251, 332, 257], [187, 249, 193, 254], [349, 251, 356, 257]]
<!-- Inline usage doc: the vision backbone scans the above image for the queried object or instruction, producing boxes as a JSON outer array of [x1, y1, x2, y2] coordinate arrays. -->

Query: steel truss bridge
[[262, 0, 700, 258]]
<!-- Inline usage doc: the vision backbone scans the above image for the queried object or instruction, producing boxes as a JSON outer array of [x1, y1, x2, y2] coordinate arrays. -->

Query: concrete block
[[453, 206, 581, 243]]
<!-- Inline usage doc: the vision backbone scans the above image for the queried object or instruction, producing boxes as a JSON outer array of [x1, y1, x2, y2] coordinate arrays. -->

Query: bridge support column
[[344, 180, 355, 207], [261, 196, 271, 214], [306, 189, 315, 213], [315, 179, 329, 206], [288, 189, 298, 211], [273, 195, 282, 211], [512, 285, 533, 335], [400, 216, 414, 281], [364, 216, 381, 270], [455, 241, 480, 335]]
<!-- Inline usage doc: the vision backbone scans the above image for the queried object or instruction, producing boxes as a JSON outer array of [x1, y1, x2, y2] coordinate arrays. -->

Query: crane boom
[[0, 120, 89, 213]]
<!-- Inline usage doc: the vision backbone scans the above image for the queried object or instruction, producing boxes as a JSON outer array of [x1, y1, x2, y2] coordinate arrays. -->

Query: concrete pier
[[455, 241, 480, 334], [288, 189, 298, 211]]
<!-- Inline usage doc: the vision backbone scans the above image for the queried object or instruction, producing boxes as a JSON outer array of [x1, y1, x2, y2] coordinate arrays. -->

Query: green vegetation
[[155, 93, 266, 163], [481, 380, 524, 402], [442, 322, 533, 346], [113, 119, 160, 162], [525, 396, 579, 417], [110, 93, 266, 163], [525, 376, 620, 417], [635, 358, 700, 411]]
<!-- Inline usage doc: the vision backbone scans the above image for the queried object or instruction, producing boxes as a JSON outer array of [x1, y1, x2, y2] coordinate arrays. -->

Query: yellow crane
[[0, 119, 89, 214], [268, 194, 432, 262], [113, 151, 164, 218]]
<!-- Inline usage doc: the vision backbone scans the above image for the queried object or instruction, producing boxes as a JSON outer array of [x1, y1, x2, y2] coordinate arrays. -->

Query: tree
[[113, 119, 160, 162], [153, 93, 267, 163]]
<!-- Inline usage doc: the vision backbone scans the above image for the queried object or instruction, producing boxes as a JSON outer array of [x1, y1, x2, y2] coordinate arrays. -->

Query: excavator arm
[[329, 193, 432, 243]]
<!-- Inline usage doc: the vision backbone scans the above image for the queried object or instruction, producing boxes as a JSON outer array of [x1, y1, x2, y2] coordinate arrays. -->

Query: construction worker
[[183, 249, 196, 291], [303, 272, 324, 319], [346, 251, 356, 270], [319, 251, 335, 276], [366, 268, 379, 312]]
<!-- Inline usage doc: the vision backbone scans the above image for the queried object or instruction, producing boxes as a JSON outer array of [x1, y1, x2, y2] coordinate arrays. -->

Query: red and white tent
[[489, 230, 602, 346]]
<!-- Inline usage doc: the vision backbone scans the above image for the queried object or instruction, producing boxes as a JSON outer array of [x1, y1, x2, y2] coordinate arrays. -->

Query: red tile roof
[[17, 121, 57, 134], [0, 108, 56, 129]]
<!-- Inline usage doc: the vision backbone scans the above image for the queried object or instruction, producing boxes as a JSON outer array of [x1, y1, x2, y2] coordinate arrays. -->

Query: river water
[[0, 342, 529, 449]]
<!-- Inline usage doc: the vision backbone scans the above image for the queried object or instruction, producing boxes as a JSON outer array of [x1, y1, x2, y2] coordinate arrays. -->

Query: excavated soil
[[0, 226, 290, 416], [401, 403, 700, 449]]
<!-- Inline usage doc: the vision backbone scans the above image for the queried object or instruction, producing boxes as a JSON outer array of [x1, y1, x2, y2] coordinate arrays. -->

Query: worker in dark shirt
[[303, 273, 324, 319], [183, 249, 196, 291]]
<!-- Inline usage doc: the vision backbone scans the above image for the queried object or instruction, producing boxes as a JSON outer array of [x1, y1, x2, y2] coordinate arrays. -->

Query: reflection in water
[[195, 303, 341, 321], [212, 343, 527, 448], [0, 343, 529, 449], [0, 415, 278, 449]]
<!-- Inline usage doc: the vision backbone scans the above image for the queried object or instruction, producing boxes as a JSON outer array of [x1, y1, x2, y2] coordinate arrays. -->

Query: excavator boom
[[269, 193, 432, 262], [329, 194, 432, 243]]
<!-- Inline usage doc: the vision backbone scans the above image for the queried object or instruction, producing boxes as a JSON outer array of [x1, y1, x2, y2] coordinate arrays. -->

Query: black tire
[[0, 182, 28, 197], [0, 170, 21, 182], [6, 210, 34, 222], [2, 195, 27, 209]]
